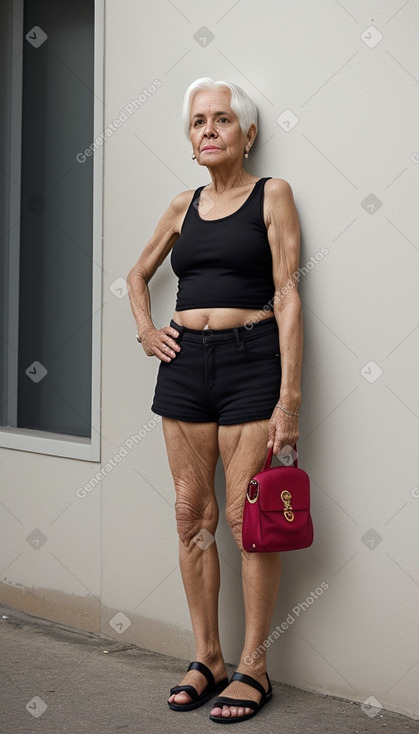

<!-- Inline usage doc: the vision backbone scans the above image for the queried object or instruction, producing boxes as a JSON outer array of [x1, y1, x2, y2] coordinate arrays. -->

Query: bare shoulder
[[264, 178, 297, 227], [264, 177, 294, 201], [166, 189, 195, 232], [170, 188, 195, 212]]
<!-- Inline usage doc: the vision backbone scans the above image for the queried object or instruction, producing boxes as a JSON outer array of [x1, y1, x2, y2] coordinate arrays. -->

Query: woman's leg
[[162, 417, 228, 705], [211, 419, 282, 719]]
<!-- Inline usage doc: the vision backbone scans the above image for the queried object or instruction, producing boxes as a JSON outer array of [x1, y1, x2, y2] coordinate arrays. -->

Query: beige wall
[[1, 0, 418, 720]]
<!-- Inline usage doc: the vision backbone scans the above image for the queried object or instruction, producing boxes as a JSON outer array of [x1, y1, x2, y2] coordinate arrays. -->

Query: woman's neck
[[205, 165, 256, 193]]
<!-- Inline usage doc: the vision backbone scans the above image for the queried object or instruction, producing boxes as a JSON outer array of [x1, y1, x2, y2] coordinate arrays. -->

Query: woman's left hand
[[267, 406, 299, 456]]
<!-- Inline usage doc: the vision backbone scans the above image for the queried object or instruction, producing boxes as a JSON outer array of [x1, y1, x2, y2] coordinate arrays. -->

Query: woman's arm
[[264, 178, 303, 453], [126, 189, 193, 362]]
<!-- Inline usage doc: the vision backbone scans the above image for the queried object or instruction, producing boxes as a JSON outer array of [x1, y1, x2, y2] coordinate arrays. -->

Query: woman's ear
[[246, 123, 258, 150]]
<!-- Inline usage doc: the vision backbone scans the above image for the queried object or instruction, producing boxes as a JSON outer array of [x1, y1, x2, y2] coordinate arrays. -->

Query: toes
[[225, 706, 250, 718], [177, 692, 192, 704], [210, 706, 223, 716], [169, 691, 192, 705], [211, 704, 253, 719]]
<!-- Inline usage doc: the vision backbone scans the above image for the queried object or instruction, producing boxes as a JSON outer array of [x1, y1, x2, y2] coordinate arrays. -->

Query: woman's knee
[[174, 481, 218, 544]]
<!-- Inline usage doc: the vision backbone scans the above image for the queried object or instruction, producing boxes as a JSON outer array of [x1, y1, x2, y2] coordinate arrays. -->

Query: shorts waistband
[[169, 316, 277, 344]]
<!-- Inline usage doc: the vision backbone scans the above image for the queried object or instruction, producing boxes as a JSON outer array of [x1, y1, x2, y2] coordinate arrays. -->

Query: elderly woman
[[127, 77, 302, 724]]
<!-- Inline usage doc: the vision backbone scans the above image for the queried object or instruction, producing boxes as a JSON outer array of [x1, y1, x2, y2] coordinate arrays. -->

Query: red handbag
[[242, 444, 313, 552]]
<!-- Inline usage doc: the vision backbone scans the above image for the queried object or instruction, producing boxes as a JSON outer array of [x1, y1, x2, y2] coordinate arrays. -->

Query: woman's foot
[[209, 668, 271, 720], [168, 658, 228, 708]]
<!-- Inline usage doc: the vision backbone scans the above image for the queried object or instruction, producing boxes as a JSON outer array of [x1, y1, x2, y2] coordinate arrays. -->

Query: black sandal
[[209, 671, 273, 724], [168, 661, 229, 711]]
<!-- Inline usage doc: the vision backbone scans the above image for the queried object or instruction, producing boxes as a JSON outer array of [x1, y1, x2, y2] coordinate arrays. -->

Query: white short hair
[[182, 77, 258, 139]]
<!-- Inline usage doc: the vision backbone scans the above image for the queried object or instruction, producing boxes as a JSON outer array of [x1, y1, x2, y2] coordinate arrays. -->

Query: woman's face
[[189, 87, 253, 166]]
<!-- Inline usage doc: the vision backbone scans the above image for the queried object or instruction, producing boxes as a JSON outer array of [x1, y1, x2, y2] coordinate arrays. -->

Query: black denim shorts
[[151, 317, 281, 425]]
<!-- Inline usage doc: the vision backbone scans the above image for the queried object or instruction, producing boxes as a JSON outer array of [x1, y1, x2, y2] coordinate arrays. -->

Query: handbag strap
[[262, 443, 298, 471]]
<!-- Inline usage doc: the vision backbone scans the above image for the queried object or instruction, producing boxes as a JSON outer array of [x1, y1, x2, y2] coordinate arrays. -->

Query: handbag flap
[[255, 466, 310, 511]]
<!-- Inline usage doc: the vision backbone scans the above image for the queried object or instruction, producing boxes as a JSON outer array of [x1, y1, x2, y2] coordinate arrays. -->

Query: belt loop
[[175, 325, 185, 343], [233, 327, 242, 348]]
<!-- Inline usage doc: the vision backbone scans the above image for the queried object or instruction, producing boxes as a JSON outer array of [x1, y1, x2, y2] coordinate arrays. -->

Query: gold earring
[[192, 153, 196, 160]]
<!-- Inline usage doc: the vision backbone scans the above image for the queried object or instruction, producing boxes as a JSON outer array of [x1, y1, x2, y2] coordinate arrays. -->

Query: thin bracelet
[[275, 404, 299, 417], [136, 327, 154, 343]]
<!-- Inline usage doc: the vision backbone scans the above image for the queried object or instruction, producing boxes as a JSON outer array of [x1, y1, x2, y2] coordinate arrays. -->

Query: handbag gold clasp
[[280, 489, 295, 522], [247, 479, 259, 503]]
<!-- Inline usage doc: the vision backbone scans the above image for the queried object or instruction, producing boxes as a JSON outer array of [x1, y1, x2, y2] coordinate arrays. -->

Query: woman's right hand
[[140, 326, 181, 362]]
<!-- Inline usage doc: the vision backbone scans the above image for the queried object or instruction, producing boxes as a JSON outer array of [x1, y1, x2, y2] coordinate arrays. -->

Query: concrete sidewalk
[[0, 603, 416, 734]]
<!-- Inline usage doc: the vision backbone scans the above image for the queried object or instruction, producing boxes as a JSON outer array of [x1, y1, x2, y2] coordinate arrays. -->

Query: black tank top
[[170, 177, 275, 311]]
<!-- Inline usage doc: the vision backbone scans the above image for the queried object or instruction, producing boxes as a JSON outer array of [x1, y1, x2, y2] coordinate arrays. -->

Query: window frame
[[0, 0, 103, 462]]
